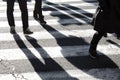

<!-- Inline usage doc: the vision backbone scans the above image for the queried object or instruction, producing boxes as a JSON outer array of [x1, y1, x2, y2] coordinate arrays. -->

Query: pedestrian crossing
[[0, 0, 120, 80]]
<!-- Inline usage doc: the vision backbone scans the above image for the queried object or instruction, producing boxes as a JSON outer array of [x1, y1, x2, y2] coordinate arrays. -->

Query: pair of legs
[[34, 0, 46, 24], [89, 31, 105, 58], [7, 0, 33, 34], [89, 31, 120, 59]]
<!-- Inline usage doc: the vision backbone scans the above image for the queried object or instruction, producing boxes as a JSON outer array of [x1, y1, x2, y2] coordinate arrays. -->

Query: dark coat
[[93, 0, 120, 33]]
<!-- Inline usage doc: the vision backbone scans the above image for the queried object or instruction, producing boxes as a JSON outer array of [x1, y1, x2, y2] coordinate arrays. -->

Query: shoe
[[89, 48, 99, 59], [10, 27, 16, 34], [33, 11, 38, 20], [39, 19, 46, 24], [23, 29, 33, 34], [103, 33, 107, 37], [117, 34, 120, 40]]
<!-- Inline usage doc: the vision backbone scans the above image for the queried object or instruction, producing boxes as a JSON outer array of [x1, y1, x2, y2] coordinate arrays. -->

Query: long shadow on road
[[41, 24, 118, 79], [13, 34, 78, 80], [43, 1, 96, 26]]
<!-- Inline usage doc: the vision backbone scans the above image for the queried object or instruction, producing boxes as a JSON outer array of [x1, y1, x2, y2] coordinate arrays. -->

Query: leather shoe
[[24, 29, 33, 34], [117, 34, 120, 40], [103, 33, 107, 37], [40, 20, 47, 25]]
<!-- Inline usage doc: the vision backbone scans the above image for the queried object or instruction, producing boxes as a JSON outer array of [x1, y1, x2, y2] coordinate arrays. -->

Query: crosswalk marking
[[0, 29, 96, 41], [0, 19, 92, 27], [0, 29, 117, 41], [0, 69, 119, 80], [0, 2, 97, 9], [0, 44, 120, 61], [0, 9, 96, 16], [0, 0, 120, 80]]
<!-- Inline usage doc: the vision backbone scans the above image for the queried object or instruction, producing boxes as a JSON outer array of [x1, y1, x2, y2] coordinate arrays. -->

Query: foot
[[33, 12, 38, 20], [39, 19, 47, 25], [10, 27, 16, 34], [117, 34, 120, 40], [23, 29, 33, 34], [89, 49, 99, 59], [103, 33, 107, 37]]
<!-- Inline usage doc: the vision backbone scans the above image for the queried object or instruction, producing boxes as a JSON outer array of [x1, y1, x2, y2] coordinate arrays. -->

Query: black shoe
[[103, 33, 107, 37], [24, 29, 33, 34], [117, 34, 120, 40], [89, 49, 99, 59], [10, 27, 16, 34], [33, 11, 38, 20], [39, 19, 47, 25]]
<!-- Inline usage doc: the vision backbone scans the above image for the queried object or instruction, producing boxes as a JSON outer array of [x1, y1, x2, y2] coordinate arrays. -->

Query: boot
[[89, 32, 103, 59], [89, 44, 99, 59]]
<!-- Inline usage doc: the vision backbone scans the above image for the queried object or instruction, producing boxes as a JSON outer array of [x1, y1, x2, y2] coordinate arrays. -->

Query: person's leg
[[7, 0, 16, 34], [33, 0, 39, 19], [18, 0, 33, 34], [34, 0, 46, 24], [89, 31, 105, 58]]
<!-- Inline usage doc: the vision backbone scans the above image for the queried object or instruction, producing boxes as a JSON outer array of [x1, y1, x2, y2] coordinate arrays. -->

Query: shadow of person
[[43, 1, 84, 26], [13, 34, 78, 80], [41, 24, 119, 79]]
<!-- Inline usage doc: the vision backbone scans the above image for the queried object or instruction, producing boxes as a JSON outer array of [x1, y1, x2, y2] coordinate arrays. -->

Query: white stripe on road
[[0, 29, 96, 41], [0, 9, 96, 17], [0, 29, 116, 41], [0, 69, 119, 80], [0, 1, 97, 9], [0, 44, 120, 60], [0, 72, 41, 80], [44, 0, 96, 3], [0, 17, 92, 27]]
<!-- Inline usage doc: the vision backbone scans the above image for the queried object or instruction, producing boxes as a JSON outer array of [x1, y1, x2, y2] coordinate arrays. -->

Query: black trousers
[[7, 0, 28, 31], [34, 0, 43, 18]]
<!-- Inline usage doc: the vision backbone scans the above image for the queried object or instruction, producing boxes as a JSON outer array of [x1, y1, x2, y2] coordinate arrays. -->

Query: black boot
[[89, 32, 104, 59], [89, 45, 99, 59]]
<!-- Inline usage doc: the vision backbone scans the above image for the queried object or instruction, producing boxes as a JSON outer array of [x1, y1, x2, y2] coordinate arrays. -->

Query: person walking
[[33, 0, 46, 24], [7, 0, 33, 34], [89, 0, 120, 58]]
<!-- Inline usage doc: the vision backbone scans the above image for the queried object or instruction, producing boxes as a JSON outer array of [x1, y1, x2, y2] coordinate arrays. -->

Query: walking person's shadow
[[43, 1, 94, 26], [35, 0, 119, 79], [40, 24, 119, 79], [13, 34, 78, 80]]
